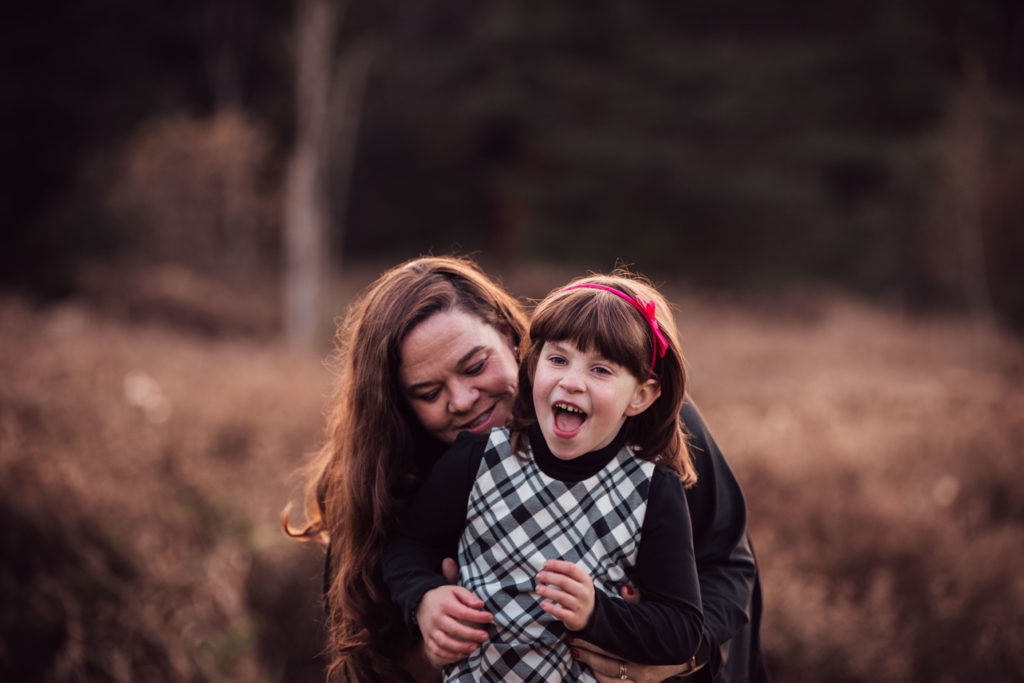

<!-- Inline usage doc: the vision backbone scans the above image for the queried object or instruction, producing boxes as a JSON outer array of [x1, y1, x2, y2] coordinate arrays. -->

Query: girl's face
[[400, 308, 519, 445], [532, 340, 660, 460]]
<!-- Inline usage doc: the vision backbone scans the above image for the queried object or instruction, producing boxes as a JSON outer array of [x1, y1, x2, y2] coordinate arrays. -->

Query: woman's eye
[[418, 389, 441, 402], [466, 359, 486, 375]]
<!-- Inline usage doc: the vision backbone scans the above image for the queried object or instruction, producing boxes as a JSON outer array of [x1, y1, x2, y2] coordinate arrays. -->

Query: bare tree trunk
[[948, 56, 994, 322], [283, 0, 339, 348], [325, 39, 378, 264]]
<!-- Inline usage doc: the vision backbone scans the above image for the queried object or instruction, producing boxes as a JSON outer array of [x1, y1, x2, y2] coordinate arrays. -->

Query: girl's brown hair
[[284, 255, 526, 682], [512, 270, 696, 486]]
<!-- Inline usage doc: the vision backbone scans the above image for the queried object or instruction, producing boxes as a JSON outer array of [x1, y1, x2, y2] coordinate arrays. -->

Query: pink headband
[[560, 283, 669, 378]]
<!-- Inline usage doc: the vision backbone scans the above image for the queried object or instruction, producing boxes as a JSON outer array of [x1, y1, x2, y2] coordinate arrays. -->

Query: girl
[[383, 272, 704, 681]]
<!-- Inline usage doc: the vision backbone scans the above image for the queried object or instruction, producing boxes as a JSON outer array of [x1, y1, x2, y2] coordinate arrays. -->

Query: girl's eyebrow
[[547, 340, 576, 353], [406, 346, 486, 393]]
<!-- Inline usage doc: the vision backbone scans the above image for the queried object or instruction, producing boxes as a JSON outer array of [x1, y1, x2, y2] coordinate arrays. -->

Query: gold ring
[[618, 661, 628, 679]]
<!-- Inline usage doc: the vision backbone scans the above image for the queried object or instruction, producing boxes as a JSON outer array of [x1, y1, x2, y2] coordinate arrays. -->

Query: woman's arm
[[681, 396, 761, 678], [381, 432, 494, 661]]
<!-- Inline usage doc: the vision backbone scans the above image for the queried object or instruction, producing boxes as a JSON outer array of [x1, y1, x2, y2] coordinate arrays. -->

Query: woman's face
[[399, 308, 519, 445]]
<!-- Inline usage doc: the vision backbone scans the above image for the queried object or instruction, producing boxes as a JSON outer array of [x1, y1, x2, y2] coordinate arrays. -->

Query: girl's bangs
[[534, 293, 650, 378]]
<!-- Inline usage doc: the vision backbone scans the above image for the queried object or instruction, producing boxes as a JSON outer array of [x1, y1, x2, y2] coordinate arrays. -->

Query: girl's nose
[[448, 382, 479, 413], [558, 369, 585, 393]]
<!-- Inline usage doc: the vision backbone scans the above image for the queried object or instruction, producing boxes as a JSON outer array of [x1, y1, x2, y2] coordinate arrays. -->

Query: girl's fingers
[[440, 615, 490, 643], [536, 570, 583, 594], [541, 558, 588, 581], [425, 632, 474, 662], [444, 587, 493, 624], [431, 618, 487, 654], [452, 586, 487, 610], [539, 598, 572, 621], [535, 581, 580, 611]]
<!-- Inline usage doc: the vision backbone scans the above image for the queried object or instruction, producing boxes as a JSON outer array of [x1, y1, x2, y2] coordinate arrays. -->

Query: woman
[[286, 256, 768, 683]]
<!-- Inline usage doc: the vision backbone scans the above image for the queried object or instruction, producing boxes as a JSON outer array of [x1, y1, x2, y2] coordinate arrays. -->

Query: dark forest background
[[3, 0, 1024, 328], [2, 2, 1024, 682]]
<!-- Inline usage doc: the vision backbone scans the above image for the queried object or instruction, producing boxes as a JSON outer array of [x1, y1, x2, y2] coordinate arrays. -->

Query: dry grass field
[[2, 268, 1022, 682]]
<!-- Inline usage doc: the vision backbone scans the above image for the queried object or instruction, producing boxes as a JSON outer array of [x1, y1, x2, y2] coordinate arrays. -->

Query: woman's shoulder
[[450, 426, 510, 452], [443, 427, 512, 467]]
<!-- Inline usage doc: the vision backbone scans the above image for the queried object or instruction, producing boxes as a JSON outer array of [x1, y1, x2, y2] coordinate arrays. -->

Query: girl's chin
[[540, 426, 585, 459]]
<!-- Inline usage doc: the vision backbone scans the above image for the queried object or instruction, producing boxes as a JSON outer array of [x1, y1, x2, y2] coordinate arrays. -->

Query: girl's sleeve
[[381, 432, 485, 631], [573, 467, 704, 665]]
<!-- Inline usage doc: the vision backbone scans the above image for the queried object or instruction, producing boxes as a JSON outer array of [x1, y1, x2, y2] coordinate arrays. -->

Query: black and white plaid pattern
[[444, 428, 654, 682]]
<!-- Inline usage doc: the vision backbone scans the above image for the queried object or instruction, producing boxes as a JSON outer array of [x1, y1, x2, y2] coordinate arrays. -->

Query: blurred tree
[[283, 0, 377, 348], [283, 0, 336, 349], [4, 0, 1024, 330]]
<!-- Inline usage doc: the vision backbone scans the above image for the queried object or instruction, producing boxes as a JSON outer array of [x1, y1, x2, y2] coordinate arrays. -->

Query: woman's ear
[[624, 379, 661, 416]]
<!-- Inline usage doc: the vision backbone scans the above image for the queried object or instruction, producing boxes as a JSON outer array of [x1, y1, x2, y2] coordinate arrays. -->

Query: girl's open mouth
[[552, 401, 587, 438]]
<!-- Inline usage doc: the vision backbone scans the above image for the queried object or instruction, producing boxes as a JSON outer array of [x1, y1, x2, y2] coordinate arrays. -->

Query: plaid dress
[[444, 427, 655, 683]]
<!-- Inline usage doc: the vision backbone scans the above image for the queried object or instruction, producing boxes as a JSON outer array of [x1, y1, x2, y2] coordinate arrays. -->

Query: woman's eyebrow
[[455, 345, 486, 367], [406, 346, 486, 393]]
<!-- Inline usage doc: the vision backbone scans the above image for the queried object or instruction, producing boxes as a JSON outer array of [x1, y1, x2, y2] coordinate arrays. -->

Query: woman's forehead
[[400, 310, 506, 378]]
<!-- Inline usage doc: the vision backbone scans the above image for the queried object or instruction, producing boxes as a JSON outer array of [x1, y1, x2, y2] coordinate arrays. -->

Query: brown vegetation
[[2, 272, 1022, 681]]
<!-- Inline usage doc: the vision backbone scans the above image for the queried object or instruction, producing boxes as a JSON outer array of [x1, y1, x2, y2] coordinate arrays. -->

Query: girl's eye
[[549, 355, 567, 365], [593, 365, 613, 376]]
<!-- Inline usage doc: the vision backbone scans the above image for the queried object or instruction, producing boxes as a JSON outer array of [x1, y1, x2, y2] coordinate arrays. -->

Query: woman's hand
[[569, 637, 695, 683], [416, 584, 493, 668], [535, 559, 595, 632]]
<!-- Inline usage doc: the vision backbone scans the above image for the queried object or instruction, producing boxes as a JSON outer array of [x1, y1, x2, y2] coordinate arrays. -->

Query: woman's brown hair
[[284, 255, 527, 682], [511, 270, 696, 486]]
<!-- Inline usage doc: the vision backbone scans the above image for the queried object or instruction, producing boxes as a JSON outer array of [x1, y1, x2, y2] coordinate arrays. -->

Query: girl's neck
[[527, 423, 628, 483]]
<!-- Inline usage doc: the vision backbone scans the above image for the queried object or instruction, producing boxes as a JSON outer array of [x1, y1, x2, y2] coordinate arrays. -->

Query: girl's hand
[[569, 637, 696, 683], [416, 585, 493, 667], [535, 559, 595, 632]]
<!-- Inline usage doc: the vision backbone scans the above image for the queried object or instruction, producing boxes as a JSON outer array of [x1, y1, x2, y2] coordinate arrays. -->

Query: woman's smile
[[459, 402, 499, 432]]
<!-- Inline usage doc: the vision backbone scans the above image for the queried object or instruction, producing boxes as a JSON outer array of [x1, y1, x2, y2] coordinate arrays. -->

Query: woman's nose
[[448, 383, 479, 413]]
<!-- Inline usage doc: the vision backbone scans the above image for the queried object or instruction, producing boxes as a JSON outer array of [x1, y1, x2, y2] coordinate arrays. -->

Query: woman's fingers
[[567, 637, 614, 658], [619, 583, 640, 603], [571, 643, 623, 680], [570, 638, 691, 683]]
